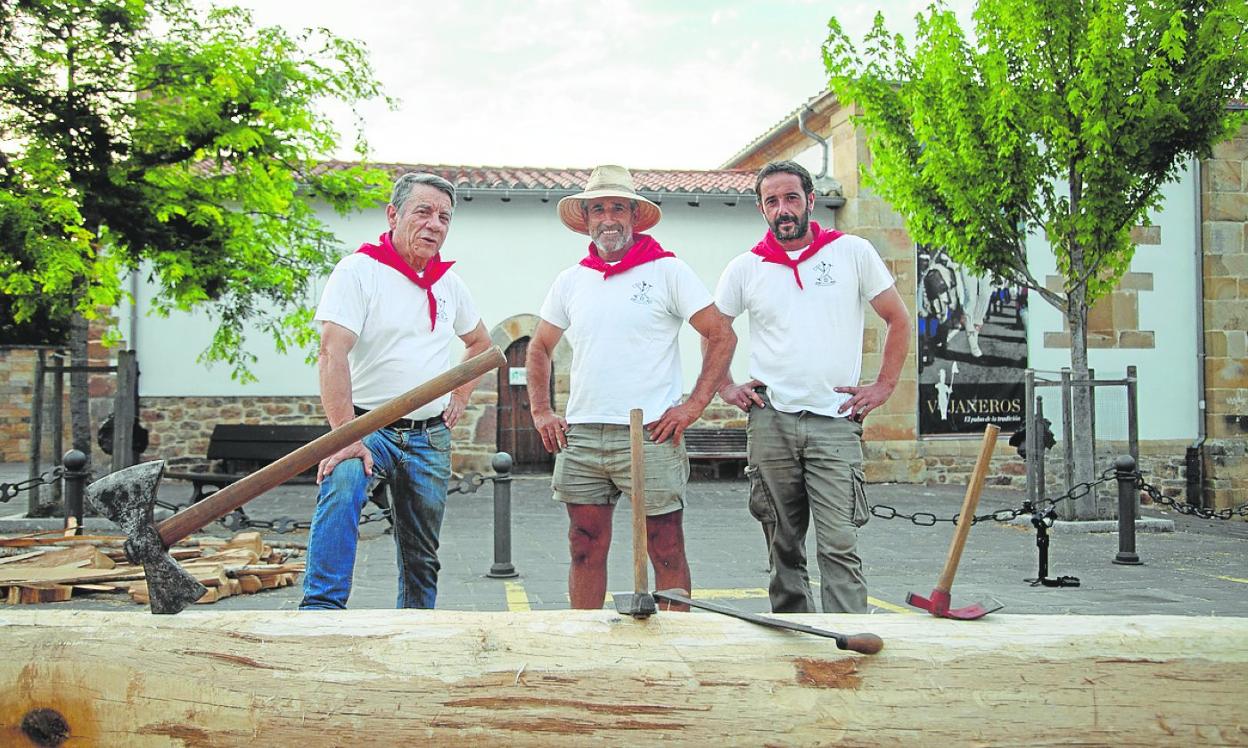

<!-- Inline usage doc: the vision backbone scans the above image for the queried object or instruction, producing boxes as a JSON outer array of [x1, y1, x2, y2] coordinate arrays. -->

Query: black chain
[[150, 471, 498, 535], [0, 467, 65, 504], [1136, 473, 1248, 521], [870, 468, 1118, 527]]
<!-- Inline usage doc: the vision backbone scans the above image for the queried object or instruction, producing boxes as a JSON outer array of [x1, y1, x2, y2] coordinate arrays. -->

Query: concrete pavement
[[3, 461, 1246, 617]]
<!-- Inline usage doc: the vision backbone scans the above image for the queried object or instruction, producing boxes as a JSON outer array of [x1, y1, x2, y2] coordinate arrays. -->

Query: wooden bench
[[164, 424, 329, 502], [684, 428, 747, 461]]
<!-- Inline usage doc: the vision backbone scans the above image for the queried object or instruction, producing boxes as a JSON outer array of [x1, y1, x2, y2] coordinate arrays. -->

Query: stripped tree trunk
[[1, 610, 1244, 746]]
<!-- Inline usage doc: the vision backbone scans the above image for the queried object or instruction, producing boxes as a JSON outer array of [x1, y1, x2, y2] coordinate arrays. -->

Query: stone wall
[[1202, 123, 1248, 511]]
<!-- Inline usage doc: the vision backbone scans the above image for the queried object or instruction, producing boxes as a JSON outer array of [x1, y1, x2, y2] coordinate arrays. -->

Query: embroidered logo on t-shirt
[[630, 281, 654, 305], [813, 261, 836, 287], [435, 296, 449, 322]]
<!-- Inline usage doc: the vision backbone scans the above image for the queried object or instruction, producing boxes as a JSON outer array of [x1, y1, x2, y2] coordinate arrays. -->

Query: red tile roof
[[319, 161, 759, 196]]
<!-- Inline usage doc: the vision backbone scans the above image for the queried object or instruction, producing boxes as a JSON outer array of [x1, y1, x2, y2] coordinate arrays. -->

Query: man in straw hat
[[713, 161, 910, 614], [525, 165, 736, 610]]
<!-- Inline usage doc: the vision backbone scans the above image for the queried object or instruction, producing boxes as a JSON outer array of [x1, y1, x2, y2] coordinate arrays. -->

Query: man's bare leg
[[646, 509, 691, 611], [567, 503, 614, 609]]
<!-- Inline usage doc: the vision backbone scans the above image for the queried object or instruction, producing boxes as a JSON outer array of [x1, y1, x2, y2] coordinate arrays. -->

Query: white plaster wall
[[1025, 162, 1200, 441], [124, 193, 769, 397]]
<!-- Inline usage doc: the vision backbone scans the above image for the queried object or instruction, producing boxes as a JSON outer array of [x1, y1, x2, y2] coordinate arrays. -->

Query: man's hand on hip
[[532, 408, 569, 454], [317, 440, 373, 484], [442, 392, 469, 429], [648, 400, 705, 445], [834, 380, 896, 422], [719, 379, 765, 413]]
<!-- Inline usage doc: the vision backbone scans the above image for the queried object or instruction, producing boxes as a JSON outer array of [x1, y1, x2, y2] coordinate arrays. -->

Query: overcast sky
[[209, 0, 974, 170]]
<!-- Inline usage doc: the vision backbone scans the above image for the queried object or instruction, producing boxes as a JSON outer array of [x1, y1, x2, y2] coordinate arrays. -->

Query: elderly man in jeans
[[300, 172, 491, 610]]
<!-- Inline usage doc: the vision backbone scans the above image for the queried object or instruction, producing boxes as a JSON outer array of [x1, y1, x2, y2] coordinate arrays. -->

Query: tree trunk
[[1065, 297, 1105, 519], [1063, 169, 1108, 520], [1, 610, 1243, 746]]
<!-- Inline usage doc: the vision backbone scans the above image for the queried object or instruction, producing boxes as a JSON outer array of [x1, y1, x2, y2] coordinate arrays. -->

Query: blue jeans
[[300, 424, 452, 610]]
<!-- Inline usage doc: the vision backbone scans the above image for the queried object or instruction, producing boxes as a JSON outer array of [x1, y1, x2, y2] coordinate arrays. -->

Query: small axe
[[87, 346, 507, 614]]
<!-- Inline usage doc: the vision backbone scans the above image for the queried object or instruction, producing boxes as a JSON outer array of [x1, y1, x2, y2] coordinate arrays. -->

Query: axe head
[[87, 461, 207, 615]]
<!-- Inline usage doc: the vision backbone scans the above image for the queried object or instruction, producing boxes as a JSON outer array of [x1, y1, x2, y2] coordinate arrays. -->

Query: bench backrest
[[683, 427, 747, 457], [206, 424, 330, 466]]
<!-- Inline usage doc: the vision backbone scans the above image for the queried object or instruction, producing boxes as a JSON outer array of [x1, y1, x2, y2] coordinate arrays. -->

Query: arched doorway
[[496, 336, 553, 473]]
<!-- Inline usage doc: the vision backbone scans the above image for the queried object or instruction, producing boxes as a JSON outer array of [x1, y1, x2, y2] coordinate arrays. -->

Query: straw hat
[[557, 165, 662, 235]]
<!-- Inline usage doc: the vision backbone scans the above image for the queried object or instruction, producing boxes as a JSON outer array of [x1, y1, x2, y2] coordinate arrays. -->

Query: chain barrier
[[0, 467, 65, 504], [1135, 473, 1248, 521], [151, 470, 499, 535], [869, 468, 1118, 527]]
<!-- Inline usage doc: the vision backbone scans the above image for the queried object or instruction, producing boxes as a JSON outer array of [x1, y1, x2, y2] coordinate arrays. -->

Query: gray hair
[[391, 172, 457, 212]]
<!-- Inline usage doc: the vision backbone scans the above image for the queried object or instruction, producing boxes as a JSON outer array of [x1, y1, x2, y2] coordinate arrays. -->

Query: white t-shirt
[[315, 253, 481, 420], [715, 234, 895, 417], [539, 257, 713, 424]]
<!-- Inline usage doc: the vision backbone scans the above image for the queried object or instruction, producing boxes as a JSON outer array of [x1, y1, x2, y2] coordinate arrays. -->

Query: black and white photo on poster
[[916, 245, 1028, 435]]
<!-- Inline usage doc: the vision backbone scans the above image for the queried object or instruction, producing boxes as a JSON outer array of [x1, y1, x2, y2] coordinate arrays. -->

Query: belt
[[353, 405, 443, 432]]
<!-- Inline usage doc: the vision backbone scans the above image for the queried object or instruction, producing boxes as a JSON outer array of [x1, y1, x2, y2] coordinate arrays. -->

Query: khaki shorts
[[552, 423, 688, 516]]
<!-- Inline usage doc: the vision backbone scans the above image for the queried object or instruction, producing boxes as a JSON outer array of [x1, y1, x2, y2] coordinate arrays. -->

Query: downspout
[[1188, 156, 1207, 507], [797, 105, 829, 180]]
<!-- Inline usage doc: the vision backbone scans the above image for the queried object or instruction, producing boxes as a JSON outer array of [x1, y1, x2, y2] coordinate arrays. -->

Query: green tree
[[824, 0, 1247, 518], [1, 0, 391, 493]]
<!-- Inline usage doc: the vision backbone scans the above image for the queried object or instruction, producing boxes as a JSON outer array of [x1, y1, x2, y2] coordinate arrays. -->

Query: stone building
[[2, 95, 1243, 512]]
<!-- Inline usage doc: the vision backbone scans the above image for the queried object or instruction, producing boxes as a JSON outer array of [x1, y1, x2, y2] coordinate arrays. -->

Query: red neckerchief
[[579, 233, 675, 278], [356, 232, 454, 331], [750, 221, 843, 289]]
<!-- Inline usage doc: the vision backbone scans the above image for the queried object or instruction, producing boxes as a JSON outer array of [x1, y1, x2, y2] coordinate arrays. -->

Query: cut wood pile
[[0, 531, 303, 606]]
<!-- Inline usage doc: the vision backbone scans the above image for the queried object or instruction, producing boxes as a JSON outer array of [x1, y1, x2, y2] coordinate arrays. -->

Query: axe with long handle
[[87, 346, 507, 614]]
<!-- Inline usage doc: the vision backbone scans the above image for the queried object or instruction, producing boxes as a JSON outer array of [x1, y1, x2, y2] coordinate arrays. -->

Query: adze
[[653, 589, 884, 654], [906, 423, 1004, 620], [87, 346, 507, 614]]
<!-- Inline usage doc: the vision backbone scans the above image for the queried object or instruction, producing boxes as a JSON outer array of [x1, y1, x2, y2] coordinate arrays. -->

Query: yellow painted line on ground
[[692, 588, 769, 600], [689, 588, 915, 615], [1177, 568, 1248, 585], [504, 581, 531, 612], [868, 596, 917, 615]]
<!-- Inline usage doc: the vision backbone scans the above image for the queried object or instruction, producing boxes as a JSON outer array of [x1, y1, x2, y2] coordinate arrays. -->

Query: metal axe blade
[[87, 460, 206, 614]]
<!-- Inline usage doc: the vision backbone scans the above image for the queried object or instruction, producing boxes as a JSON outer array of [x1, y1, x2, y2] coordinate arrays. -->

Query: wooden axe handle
[[935, 424, 1000, 594], [157, 346, 507, 546], [630, 408, 649, 595]]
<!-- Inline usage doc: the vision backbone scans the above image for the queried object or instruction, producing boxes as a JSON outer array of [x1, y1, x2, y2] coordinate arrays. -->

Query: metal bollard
[[1112, 455, 1142, 565], [486, 452, 519, 579], [62, 449, 89, 536]]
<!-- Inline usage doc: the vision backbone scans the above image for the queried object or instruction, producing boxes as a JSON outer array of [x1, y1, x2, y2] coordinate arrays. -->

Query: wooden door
[[496, 337, 553, 473]]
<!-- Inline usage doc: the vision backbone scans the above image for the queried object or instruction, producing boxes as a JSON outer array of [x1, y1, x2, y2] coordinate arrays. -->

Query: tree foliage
[[0, 0, 392, 377], [824, 0, 1247, 313], [824, 0, 1247, 518]]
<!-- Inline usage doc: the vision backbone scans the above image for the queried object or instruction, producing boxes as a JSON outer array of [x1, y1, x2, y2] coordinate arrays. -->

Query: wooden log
[[4, 584, 74, 605], [0, 611, 1243, 746]]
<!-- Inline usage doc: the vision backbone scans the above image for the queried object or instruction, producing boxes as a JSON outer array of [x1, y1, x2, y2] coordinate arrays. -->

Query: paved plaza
[[3, 462, 1245, 618]]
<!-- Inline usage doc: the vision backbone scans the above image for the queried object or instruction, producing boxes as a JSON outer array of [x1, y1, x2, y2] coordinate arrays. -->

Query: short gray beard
[[592, 229, 631, 255]]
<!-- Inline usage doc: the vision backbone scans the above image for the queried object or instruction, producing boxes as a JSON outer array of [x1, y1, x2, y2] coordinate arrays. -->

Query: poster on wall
[[916, 245, 1028, 435]]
